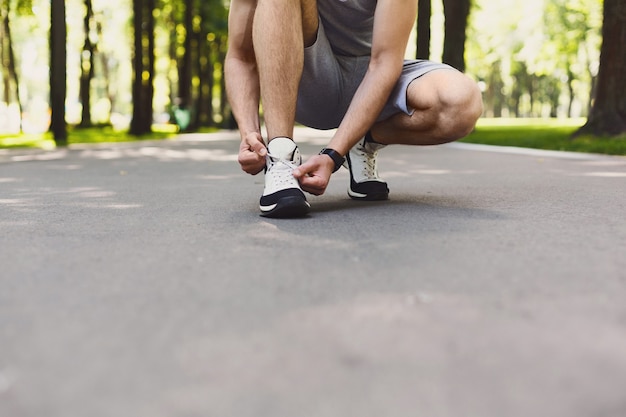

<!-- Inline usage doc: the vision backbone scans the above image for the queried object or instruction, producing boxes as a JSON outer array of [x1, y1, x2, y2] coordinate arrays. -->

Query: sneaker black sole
[[345, 153, 389, 201], [260, 195, 311, 218], [348, 188, 389, 201], [348, 179, 389, 201]]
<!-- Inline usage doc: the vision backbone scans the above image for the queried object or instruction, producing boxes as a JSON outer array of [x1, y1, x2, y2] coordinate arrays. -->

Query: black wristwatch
[[319, 148, 345, 173]]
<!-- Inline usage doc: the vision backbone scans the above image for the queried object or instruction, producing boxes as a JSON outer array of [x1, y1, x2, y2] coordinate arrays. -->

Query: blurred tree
[[541, 0, 601, 117], [50, 0, 67, 145], [416, 0, 431, 60], [1, 0, 24, 131], [129, 0, 155, 135], [576, 0, 626, 136], [0, 0, 612, 141], [482, 60, 504, 117], [78, 0, 96, 127], [442, 0, 470, 71], [165, 0, 229, 130], [195, 23, 214, 129], [94, 16, 114, 124], [177, 0, 193, 128], [509, 58, 527, 117], [191, 0, 228, 128], [466, 0, 603, 118]]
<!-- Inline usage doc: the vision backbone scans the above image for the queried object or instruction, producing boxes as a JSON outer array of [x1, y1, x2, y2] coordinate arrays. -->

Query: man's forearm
[[325, 0, 415, 156], [225, 55, 262, 139], [327, 61, 401, 155]]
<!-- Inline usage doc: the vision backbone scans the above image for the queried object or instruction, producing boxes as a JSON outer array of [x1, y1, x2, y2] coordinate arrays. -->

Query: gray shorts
[[296, 21, 456, 130]]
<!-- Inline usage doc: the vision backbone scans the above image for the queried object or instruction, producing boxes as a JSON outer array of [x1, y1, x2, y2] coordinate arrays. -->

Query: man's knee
[[413, 72, 482, 143], [440, 77, 483, 140]]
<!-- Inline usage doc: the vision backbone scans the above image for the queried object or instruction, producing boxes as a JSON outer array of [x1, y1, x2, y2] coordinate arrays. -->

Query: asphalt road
[[1, 127, 626, 417]]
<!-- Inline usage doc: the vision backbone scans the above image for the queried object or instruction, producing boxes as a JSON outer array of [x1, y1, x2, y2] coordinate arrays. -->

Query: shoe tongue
[[268, 137, 296, 160]]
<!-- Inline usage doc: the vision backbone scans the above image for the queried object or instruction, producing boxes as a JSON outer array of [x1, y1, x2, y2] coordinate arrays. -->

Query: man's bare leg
[[253, 0, 319, 218], [371, 70, 483, 145], [252, 0, 318, 141]]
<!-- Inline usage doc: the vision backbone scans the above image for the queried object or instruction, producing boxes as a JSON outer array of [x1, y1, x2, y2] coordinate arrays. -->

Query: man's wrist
[[241, 128, 261, 138], [319, 148, 345, 173]]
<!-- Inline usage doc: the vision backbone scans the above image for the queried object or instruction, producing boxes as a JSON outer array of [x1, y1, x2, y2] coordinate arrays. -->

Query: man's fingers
[[250, 140, 267, 157], [297, 170, 329, 196], [238, 148, 266, 175], [244, 133, 267, 157], [238, 133, 267, 175], [241, 156, 265, 175], [293, 159, 318, 178], [293, 155, 334, 195], [301, 184, 325, 196]]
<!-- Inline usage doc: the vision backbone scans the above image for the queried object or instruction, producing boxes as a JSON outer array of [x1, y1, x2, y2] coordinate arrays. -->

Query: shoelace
[[266, 153, 299, 186], [355, 142, 379, 178]]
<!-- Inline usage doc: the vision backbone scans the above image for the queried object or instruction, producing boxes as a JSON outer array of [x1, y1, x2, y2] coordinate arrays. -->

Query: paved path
[[1, 128, 626, 417]]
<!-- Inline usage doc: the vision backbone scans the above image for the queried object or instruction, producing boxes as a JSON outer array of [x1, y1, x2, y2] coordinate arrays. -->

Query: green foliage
[[3, 120, 625, 156], [0, 125, 177, 149], [0, 133, 56, 149], [0, 0, 618, 140], [14, 0, 35, 15], [467, 0, 603, 118], [463, 118, 626, 155]]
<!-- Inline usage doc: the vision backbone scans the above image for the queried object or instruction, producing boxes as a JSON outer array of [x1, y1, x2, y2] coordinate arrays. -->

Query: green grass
[[0, 133, 56, 150], [463, 118, 626, 156], [0, 124, 179, 150], [3, 118, 626, 156]]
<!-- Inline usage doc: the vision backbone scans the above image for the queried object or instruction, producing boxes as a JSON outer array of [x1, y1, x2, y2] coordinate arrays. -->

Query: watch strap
[[319, 148, 345, 172]]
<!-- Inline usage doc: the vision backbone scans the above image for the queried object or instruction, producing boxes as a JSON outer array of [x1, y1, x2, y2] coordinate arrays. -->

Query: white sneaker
[[259, 137, 310, 218], [345, 134, 389, 200]]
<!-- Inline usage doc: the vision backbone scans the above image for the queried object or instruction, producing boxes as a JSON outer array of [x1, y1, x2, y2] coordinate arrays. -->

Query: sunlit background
[[0, 0, 603, 133]]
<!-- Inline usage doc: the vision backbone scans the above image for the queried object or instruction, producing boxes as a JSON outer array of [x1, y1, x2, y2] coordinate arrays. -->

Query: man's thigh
[[296, 24, 458, 129], [377, 60, 456, 122], [296, 22, 368, 130]]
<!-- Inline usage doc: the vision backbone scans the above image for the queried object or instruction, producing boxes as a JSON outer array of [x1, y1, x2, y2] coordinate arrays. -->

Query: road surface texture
[[1, 127, 626, 417]]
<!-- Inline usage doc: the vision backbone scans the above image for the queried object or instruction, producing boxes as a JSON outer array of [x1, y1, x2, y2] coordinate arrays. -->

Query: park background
[[0, 0, 624, 152], [2, 2, 625, 415]]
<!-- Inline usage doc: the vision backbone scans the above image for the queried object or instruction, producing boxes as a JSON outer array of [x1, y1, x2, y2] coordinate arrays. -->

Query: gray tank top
[[317, 0, 376, 57]]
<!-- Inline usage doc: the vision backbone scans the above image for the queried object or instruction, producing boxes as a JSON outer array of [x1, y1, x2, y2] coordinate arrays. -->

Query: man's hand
[[293, 154, 335, 196], [238, 132, 267, 175]]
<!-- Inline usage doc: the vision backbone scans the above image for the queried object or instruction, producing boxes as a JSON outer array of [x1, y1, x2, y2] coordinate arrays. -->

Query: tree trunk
[[416, 0, 430, 60], [218, 36, 232, 128], [79, 0, 95, 127], [527, 75, 535, 117], [1, 1, 11, 104], [147, 0, 155, 127], [566, 69, 574, 118], [129, 0, 153, 135], [576, 0, 626, 137], [484, 61, 503, 117], [2, 0, 23, 131], [130, 0, 145, 134], [195, 27, 215, 128], [441, 0, 470, 72], [178, 0, 193, 122], [50, 0, 67, 146], [96, 20, 113, 124]]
